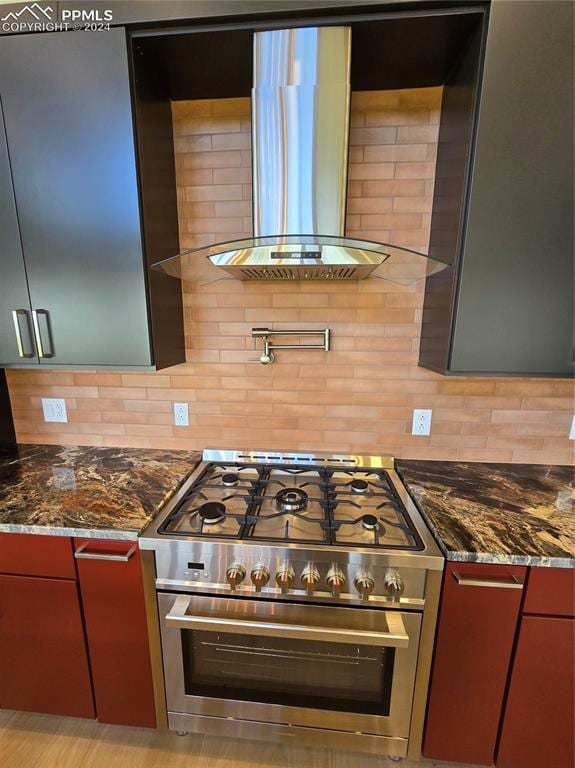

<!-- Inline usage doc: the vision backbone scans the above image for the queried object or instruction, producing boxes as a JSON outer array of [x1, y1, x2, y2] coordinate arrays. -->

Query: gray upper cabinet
[[0, 29, 184, 369], [0, 95, 36, 365], [420, 0, 574, 376]]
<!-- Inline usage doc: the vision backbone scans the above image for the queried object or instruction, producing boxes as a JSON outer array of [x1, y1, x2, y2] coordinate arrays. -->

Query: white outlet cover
[[41, 397, 67, 423], [412, 408, 432, 436], [569, 415, 575, 440], [173, 402, 189, 427]]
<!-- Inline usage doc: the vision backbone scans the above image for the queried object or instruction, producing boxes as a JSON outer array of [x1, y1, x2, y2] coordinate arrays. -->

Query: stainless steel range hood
[[152, 26, 447, 282]]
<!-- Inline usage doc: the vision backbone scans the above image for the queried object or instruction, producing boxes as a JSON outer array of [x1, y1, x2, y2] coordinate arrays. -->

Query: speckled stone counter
[[0, 444, 199, 540], [397, 460, 575, 568]]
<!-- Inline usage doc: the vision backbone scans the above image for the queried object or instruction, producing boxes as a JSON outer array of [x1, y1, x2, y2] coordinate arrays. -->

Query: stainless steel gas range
[[139, 449, 444, 760]]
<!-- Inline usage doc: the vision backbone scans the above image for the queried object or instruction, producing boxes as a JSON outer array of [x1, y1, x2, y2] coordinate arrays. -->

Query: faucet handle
[[248, 351, 275, 365]]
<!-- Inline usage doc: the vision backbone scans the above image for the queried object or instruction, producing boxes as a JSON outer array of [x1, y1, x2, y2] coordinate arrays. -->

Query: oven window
[[181, 630, 395, 715]]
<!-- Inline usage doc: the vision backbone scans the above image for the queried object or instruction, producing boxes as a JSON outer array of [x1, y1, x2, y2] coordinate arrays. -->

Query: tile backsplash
[[6, 89, 574, 464]]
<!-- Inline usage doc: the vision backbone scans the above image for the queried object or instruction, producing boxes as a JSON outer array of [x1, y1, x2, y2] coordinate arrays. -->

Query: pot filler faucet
[[250, 327, 331, 365]]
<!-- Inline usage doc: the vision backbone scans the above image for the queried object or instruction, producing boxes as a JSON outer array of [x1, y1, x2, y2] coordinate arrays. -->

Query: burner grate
[[159, 461, 423, 550]]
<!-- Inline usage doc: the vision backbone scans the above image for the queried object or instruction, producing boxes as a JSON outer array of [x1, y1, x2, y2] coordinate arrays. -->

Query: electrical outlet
[[173, 402, 189, 427], [569, 415, 575, 440], [412, 408, 432, 436], [41, 397, 67, 423]]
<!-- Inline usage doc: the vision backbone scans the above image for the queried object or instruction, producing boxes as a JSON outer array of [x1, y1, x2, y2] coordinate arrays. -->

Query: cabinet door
[[0, 29, 152, 366], [74, 539, 156, 727], [497, 616, 575, 768], [449, 0, 574, 374], [0, 94, 37, 365], [0, 574, 94, 718], [423, 562, 527, 765]]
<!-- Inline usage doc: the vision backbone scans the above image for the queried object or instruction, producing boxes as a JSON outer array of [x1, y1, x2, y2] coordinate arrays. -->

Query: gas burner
[[351, 479, 369, 494], [275, 488, 309, 513], [361, 514, 379, 530], [199, 501, 227, 524], [222, 473, 239, 487]]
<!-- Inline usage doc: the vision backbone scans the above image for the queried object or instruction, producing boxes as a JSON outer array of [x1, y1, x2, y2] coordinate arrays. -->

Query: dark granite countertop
[[0, 444, 199, 540], [397, 460, 575, 568]]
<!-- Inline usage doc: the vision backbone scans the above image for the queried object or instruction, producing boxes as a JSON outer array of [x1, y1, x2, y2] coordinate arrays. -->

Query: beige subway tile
[[185, 184, 243, 202], [521, 396, 574, 410], [100, 410, 147, 425], [212, 166, 252, 184], [347, 197, 393, 214], [78, 423, 127, 436], [174, 134, 212, 153], [397, 125, 440, 144], [492, 409, 570, 424], [364, 144, 428, 163], [348, 163, 394, 180], [210, 98, 250, 117], [393, 196, 433, 213], [212, 132, 251, 151], [186, 217, 244, 234], [17, 372, 76, 386], [67, 410, 102, 424], [349, 126, 397, 145], [102, 435, 154, 449], [176, 117, 241, 136], [394, 162, 437, 179]]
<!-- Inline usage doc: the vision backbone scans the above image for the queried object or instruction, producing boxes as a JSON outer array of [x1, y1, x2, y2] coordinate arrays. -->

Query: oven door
[[158, 592, 422, 738]]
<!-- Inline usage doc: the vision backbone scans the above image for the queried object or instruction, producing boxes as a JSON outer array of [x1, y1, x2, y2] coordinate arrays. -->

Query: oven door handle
[[165, 595, 409, 648]]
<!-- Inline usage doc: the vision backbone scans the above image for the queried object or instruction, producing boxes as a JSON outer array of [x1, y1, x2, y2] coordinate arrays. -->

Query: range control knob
[[250, 564, 270, 592], [225, 562, 246, 591], [384, 569, 404, 602], [301, 564, 320, 596], [354, 571, 375, 601], [326, 566, 346, 598], [275, 563, 295, 594]]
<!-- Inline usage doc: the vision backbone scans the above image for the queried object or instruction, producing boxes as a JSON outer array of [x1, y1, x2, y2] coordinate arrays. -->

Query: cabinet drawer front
[[524, 567, 575, 617], [423, 562, 527, 765], [0, 532, 75, 578], [74, 538, 156, 728]]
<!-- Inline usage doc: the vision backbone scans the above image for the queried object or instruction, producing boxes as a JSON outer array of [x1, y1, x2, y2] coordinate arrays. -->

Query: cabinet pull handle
[[12, 309, 35, 358], [74, 542, 137, 562], [452, 571, 524, 589], [31, 309, 54, 358]]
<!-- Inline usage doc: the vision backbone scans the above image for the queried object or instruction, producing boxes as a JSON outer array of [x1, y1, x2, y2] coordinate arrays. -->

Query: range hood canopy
[[152, 26, 448, 282]]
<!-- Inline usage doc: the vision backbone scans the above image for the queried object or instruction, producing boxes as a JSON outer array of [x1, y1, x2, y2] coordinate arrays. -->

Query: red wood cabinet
[[497, 615, 575, 768], [0, 532, 75, 578], [423, 562, 527, 765], [73, 538, 156, 728], [523, 567, 575, 617], [0, 574, 94, 718]]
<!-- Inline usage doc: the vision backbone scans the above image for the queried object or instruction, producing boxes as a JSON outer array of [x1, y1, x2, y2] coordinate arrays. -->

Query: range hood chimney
[[153, 26, 447, 281]]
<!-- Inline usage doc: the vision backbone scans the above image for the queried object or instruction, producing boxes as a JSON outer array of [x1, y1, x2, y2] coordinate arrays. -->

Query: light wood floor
[[0, 711, 482, 768]]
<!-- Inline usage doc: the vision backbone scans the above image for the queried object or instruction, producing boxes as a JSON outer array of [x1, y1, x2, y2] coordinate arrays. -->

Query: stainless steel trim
[[252, 26, 351, 240], [12, 309, 34, 358], [74, 542, 137, 562], [452, 571, 524, 589], [31, 309, 54, 358], [201, 448, 395, 470], [167, 711, 408, 758], [407, 568, 442, 760], [165, 593, 409, 648]]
